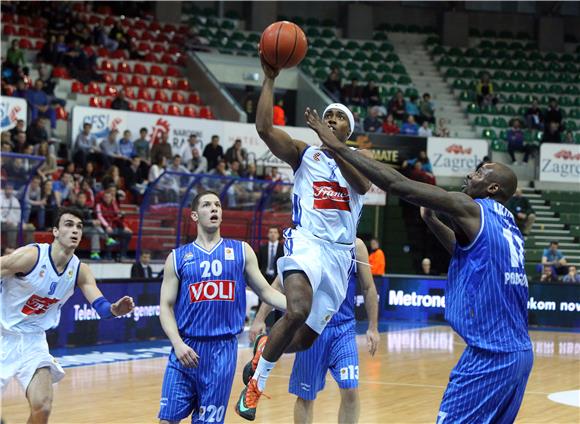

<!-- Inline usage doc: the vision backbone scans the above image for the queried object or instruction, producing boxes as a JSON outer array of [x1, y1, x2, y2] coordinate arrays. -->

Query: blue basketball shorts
[[437, 346, 533, 424], [158, 336, 237, 423], [289, 321, 359, 401]]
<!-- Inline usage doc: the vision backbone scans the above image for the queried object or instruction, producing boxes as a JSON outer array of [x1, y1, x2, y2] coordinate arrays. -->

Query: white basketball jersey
[[1, 243, 80, 333], [291, 146, 364, 244]]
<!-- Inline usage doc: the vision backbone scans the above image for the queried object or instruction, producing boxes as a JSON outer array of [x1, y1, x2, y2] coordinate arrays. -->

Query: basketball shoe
[[242, 334, 268, 385], [235, 378, 268, 421]]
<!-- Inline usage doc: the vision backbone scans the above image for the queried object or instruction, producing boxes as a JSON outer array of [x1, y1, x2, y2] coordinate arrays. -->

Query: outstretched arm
[[77, 263, 135, 316], [420, 207, 456, 255], [354, 239, 380, 356], [243, 243, 287, 311], [256, 54, 308, 169], [305, 108, 371, 194]]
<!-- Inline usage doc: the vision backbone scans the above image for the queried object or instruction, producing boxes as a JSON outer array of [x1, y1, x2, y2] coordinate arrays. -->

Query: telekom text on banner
[[539, 143, 580, 183], [427, 137, 489, 177]]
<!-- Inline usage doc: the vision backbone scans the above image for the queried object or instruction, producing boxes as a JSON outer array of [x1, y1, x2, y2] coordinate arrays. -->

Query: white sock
[[252, 356, 276, 391]]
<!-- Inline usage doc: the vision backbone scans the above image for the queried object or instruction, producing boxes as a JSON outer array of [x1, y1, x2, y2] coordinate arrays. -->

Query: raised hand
[[258, 48, 280, 79], [304, 107, 342, 150], [111, 295, 135, 317]]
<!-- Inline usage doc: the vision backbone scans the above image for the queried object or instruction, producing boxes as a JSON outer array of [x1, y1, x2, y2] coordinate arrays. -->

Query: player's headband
[[322, 103, 355, 138]]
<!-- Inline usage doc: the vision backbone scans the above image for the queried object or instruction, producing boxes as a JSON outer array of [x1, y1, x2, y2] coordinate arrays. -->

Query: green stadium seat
[[502, 105, 517, 115], [533, 84, 547, 94], [380, 42, 395, 52], [499, 130, 507, 140], [321, 28, 335, 38], [373, 32, 388, 41], [386, 53, 399, 62], [565, 121, 578, 131], [549, 84, 563, 95], [461, 69, 476, 79], [492, 117, 508, 128], [246, 32, 260, 43], [470, 58, 485, 68], [362, 41, 377, 52], [480, 40, 493, 49], [459, 91, 474, 101], [314, 69, 328, 80], [474, 116, 490, 126], [398, 75, 412, 85], [405, 87, 419, 98], [549, 62, 562, 72], [437, 56, 454, 67], [392, 64, 407, 74], [365, 72, 379, 82], [327, 40, 342, 49], [453, 79, 468, 90], [347, 71, 362, 81], [445, 68, 460, 78], [345, 62, 359, 71], [448, 47, 462, 56], [291, 16, 304, 26], [455, 57, 469, 67], [320, 49, 334, 59], [482, 129, 497, 140], [311, 38, 328, 49], [361, 62, 375, 72], [230, 31, 245, 41], [493, 70, 508, 80], [425, 36, 440, 46], [494, 41, 508, 49], [526, 72, 541, 82], [354, 51, 368, 62], [517, 82, 531, 93], [467, 103, 480, 114], [502, 81, 516, 93]]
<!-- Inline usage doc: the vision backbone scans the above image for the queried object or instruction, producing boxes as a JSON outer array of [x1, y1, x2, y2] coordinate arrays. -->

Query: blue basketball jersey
[[327, 266, 357, 327], [172, 239, 247, 338], [446, 198, 532, 352]]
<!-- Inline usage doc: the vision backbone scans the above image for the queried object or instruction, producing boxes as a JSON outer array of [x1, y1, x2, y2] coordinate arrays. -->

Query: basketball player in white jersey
[[236, 54, 371, 421], [0, 207, 135, 424]]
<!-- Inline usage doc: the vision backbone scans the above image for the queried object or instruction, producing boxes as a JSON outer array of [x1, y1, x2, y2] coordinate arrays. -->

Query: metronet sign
[[388, 290, 445, 308]]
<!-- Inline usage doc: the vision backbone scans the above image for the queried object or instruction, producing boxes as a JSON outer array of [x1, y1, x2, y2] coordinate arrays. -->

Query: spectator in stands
[[131, 250, 154, 279], [507, 119, 530, 164], [382, 113, 400, 135], [20, 175, 45, 230], [224, 139, 248, 167], [405, 95, 420, 119], [542, 121, 562, 143], [342, 79, 363, 106], [179, 134, 199, 166], [37, 35, 58, 64], [418, 121, 433, 137], [540, 266, 559, 283], [41, 179, 60, 229], [111, 90, 131, 111], [26, 117, 49, 147], [73, 122, 99, 168], [9, 119, 26, 142], [1, 183, 34, 248], [73, 191, 111, 261], [101, 166, 121, 191], [150, 131, 173, 164], [406, 151, 434, 174], [189, 147, 208, 174], [133, 127, 151, 165], [506, 188, 536, 236], [118, 130, 134, 163], [79, 178, 95, 208], [544, 98, 563, 133], [26, 80, 57, 130], [542, 241, 568, 276], [563, 131, 574, 144], [257, 227, 284, 284], [436, 118, 451, 138], [54, 34, 69, 65], [147, 156, 175, 204], [368, 238, 386, 275], [109, 21, 130, 50], [202, 135, 224, 171], [563, 266, 580, 284], [323, 68, 342, 102], [363, 106, 382, 133], [95, 190, 132, 260], [400, 115, 419, 136], [362, 81, 381, 107], [52, 172, 74, 205], [11, 79, 28, 99], [166, 154, 189, 197], [525, 98, 544, 131], [100, 129, 123, 169], [352, 111, 364, 134], [419, 93, 435, 124], [273, 99, 286, 126], [388, 90, 406, 122], [229, 160, 242, 177], [35, 141, 58, 181], [5, 40, 25, 75], [406, 160, 436, 185], [420, 258, 436, 275], [125, 155, 148, 198], [476, 73, 497, 107], [92, 24, 118, 51], [13, 131, 28, 153]]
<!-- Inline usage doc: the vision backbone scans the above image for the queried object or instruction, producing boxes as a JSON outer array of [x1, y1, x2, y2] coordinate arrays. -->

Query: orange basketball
[[260, 21, 308, 69]]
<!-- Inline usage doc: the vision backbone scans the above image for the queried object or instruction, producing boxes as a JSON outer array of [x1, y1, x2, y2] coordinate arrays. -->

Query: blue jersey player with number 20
[[314, 112, 533, 424], [157, 191, 287, 424]]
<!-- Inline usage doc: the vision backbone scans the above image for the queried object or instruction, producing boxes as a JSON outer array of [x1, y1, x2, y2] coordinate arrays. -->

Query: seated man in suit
[[256, 227, 284, 326], [131, 250, 154, 279]]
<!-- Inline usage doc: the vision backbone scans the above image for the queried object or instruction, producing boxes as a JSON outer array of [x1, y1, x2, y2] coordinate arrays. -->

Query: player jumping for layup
[[309, 108, 533, 423], [0, 207, 135, 424], [235, 55, 371, 421]]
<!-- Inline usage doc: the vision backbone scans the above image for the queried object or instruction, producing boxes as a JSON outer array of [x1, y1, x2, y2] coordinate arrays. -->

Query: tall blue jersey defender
[[438, 198, 534, 424], [289, 264, 359, 400], [158, 239, 246, 424]]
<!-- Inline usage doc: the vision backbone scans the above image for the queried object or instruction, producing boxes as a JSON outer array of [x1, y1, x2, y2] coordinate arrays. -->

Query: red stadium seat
[[176, 55, 186, 66], [115, 74, 128, 86], [2, 25, 16, 36], [134, 19, 148, 30], [123, 87, 136, 99], [99, 60, 113, 71], [136, 101, 150, 113], [71, 81, 84, 93], [52, 67, 69, 79], [104, 98, 113, 108], [164, 24, 177, 33], [85, 82, 102, 95], [84, 46, 95, 56], [144, 52, 158, 62], [152, 43, 165, 53], [104, 85, 118, 97], [55, 105, 68, 120], [104, 16, 116, 26], [102, 73, 114, 83], [150, 65, 164, 76], [117, 61, 131, 73], [146, 76, 160, 88], [199, 106, 214, 119], [110, 49, 128, 59], [140, 32, 155, 41], [2, 84, 15, 96], [17, 27, 31, 37], [35, 40, 45, 50], [133, 63, 148, 74], [161, 54, 174, 65], [176, 79, 190, 91], [89, 97, 103, 108], [167, 104, 181, 116], [31, 29, 44, 38], [161, 78, 174, 89], [149, 22, 161, 31], [3, 14, 14, 23], [171, 91, 185, 104], [19, 39, 33, 49], [137, 42, 151, 52], [156, 33, 169, 43], [88, 15, 103, 25], [130, 75, 145, 87], [188, 92, 201, 105], [154, 89, 168, 102], [166, 66, 181, 77], [17, 15, 31, 26], [182, 106, 197, 118], [151, 103, 164, 114], [97, 47, 109, 57], [137, 88, 152, 100], [166, 46, 180, 55], [173, 35, 186, 45], [126, 29, 138, 39]]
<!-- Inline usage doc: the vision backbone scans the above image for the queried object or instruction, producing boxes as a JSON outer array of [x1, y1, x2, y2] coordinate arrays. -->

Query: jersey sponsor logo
[[313, 181, 351, 211], [183, 252, 194, 261], [313, 152, 321, 162], [21, 294, 60, 315], [224, 247, 235, 260], [188, 280, 235, 303]]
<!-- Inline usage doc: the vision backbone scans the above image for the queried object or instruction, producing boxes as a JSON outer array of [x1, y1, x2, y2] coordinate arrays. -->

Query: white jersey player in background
[[0, 207, 134, 424], [236, 53, 371, 420]]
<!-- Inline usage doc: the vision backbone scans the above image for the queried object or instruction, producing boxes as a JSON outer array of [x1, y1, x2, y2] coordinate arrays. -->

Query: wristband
[[92, 296, 114, 319]]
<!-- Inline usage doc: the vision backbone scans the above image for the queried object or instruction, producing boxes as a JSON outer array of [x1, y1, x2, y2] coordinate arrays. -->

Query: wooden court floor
[[2, 326, 579, 423]]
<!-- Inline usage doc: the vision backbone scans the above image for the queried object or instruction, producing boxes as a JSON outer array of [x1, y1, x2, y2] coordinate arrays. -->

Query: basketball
[[260, 21, 308, 69]]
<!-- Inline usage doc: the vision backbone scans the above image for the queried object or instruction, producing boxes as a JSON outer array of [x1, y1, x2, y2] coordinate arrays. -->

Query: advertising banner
[[539, 143, 580, 183], [0, 96, 27, 131], [427, 137, 489, 177], [349, 133, 427, 168]]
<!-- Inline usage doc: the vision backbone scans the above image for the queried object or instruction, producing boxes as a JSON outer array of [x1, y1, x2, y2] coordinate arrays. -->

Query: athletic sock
[[252, 356, 276, 392]]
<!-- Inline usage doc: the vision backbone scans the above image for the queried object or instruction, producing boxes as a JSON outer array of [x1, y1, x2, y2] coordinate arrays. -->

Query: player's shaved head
[[487, 162, 517, 203], [463, 162, 518, 204]]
